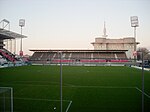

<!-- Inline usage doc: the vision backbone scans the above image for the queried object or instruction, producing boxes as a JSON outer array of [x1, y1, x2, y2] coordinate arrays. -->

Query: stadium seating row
[[0, 49, 30, 67], [0, 49, 16, 62], [31, 52, 127, 60], [30, 51, 129, 64]]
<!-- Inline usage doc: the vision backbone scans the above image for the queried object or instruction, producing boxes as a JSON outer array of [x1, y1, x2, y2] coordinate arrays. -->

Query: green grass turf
[[0, 65, 150, 112]]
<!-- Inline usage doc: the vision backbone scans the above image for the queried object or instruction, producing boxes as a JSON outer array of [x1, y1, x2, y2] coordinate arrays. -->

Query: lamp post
[[141, 51, 144, 112], [19, 19, 25, 56], [59, 51, 63, 112], [138, 50, 150, 112], [130, 16, 139, 65]]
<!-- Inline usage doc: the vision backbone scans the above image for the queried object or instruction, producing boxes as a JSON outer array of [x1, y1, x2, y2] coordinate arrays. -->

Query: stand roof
[[0, 28, 27, 40]]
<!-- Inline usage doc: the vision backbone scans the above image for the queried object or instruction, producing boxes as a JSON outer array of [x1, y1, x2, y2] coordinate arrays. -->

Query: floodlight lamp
[[19, 19, 25, 27], [130, 16, 139, 27], [3, 19, 10, 23]]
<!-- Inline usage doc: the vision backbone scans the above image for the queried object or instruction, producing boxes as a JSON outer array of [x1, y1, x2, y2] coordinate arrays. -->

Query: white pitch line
[[14, 97, 70, 102], [0, 82, 137, 90], [135, 87, 150, 98], [65, 100, 72, 112], [12, 81, 74, 86], [13, 81, 61, 85], [14, 97, 73, 112], [0, 81, 136, 89], [0, 81, 75, 87], [64, 85, 136, 89]]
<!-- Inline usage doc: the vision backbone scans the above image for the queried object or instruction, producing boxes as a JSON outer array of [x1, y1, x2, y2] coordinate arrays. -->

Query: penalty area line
[[135, 87, 150, 98], [65, 100, 72, 112], [13, 97, 70, 102], [66, 85, 135, 89]]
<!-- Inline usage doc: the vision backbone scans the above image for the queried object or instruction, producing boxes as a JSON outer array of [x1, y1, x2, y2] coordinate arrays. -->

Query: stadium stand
[[0, 27, 27, 67], [0, 55, 7, 65], [0, 49, 16, 62], [30, 49, 129, 65]]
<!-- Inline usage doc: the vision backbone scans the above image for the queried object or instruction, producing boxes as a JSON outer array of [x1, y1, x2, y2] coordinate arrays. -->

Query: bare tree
[[137, 47, 150, 60]]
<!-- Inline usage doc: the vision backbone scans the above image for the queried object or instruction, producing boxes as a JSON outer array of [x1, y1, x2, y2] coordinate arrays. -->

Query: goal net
[[0, 87, 13, 112]]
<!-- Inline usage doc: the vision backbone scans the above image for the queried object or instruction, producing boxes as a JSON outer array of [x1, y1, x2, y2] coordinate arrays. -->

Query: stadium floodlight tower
[[19, 19, 25, 56], [130, 16, 139, 65], [0, 19, 10, 29]]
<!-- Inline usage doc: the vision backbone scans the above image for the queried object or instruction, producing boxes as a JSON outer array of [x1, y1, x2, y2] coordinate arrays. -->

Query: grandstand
[[30, 49, 130, 65], [0, 27, 27, 67]]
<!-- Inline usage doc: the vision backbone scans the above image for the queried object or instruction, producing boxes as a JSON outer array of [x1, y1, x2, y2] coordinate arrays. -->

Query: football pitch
[[0, 65, 150, 112]]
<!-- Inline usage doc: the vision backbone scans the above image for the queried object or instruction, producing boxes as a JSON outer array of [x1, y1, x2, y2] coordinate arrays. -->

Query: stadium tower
[[91, 22, 139, 59], [102, 21, 108, 38]]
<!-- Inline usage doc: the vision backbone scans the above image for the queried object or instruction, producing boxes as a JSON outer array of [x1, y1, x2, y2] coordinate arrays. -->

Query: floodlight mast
[[19, 19, 25, 56], [130, 16, 139, 65], [0, 19, 10, 29]]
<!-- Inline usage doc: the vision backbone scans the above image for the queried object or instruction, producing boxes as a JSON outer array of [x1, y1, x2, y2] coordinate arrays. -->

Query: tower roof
[[102, 21, 108, 37]]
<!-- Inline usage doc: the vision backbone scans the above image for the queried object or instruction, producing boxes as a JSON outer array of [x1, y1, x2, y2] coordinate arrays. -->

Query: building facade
[[91, 37, 138, 59], [91, 22, 139, 59]]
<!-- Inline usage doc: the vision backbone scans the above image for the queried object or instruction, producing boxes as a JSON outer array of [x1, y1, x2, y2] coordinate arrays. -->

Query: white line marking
[[0, 81, 75, 87], [14, 97, 70, 102], [12, 81, 74, 86], [13, 81, 60, 84], [64, 85, 136, 89], [14, 97, 73, 112], [135, 87, 150, 98], [0, 81, 138, 89], [65, 100, 72, 112]]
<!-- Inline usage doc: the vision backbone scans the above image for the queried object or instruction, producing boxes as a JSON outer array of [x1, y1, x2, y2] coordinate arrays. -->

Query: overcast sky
[[0, 0, 150, 55]]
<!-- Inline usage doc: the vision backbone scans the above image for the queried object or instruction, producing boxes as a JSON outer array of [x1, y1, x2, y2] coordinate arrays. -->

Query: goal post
[[0, 87, 13, 112]]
